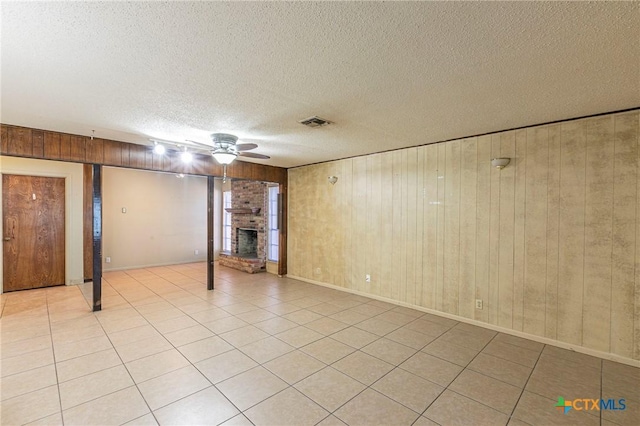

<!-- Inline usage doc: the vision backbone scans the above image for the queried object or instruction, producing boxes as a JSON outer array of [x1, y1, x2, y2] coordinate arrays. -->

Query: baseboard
[[103, 258, 212, 272], [287, 274, 640, 368]]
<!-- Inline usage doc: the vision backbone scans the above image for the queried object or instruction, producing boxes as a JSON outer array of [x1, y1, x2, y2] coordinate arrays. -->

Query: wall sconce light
[[328, 176, 338, 185], [491, 158, 510, 170]]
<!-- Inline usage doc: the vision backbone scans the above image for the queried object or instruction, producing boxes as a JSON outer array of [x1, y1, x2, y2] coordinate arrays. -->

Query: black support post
[[207, 176, 215, 290], [91, 164, 102, 311]]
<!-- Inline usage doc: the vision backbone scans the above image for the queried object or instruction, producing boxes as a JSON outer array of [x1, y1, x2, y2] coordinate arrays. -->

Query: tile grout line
[[325, 324, 445, 423], [108, 268, 259, 424], [44, 288, 63, 424], [201, 282, 406, 422], [313, 320, 456, 423], [506, 341, 546, 423], [103, 269, 230, 422], [191, 272, 374, 424], [1, 282, 429, 418], [4, 264, 631, 426], [231, 304, 387, 421], [417, 330, 508, 423], [87, 296, 160, 425]]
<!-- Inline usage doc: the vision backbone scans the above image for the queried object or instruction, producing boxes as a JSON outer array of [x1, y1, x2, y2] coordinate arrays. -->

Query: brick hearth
[[219, 253, 265, 274]]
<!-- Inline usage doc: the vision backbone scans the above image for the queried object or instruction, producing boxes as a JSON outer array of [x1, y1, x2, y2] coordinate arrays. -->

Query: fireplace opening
[[236, 228, 258, 258]]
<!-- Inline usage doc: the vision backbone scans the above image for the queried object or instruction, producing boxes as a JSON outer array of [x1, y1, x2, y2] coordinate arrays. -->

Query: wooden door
[[3, 175, 65, 291]]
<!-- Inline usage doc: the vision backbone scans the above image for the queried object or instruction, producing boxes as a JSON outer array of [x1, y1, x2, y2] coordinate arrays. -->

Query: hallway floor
[[1, 263, 638, 425]]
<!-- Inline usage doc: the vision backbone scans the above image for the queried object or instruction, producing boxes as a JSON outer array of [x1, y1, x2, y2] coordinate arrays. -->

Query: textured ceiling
[[1, 2, 638, 168]]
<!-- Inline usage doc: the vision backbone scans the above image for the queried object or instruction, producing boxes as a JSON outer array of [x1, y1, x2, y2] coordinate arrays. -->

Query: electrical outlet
[[315, 267, 321, 275], [105, 257, 111, 263], [475, 299, 483, 309], [194, 249, 199, 255], [365, 274, 371, 283]]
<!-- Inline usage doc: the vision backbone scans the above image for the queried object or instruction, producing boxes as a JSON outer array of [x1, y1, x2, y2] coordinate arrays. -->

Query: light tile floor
[[1, 263, 638, 425]]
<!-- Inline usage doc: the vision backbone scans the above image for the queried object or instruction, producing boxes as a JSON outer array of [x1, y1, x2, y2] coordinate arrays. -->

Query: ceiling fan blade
[[238, 152, 270, 159], [235, 143, 258, 151]]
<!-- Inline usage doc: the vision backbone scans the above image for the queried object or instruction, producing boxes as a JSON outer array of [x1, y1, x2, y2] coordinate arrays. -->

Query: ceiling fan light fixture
[[212, 150, 237, 165]]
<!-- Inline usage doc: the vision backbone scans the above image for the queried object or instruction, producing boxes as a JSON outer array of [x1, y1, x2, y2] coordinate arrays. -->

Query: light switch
[[122, 207, 127, 213]]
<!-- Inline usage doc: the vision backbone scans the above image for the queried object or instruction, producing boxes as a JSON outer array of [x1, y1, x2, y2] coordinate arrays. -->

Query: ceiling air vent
[[299, 116, 332, 128]]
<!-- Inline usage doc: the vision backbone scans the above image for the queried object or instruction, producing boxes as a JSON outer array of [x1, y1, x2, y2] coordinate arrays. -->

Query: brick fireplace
[[219, 180, 268, 273]]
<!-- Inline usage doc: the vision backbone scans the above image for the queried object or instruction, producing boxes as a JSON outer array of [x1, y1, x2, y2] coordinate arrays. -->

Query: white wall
[[102, 167, 217, 271], [0, 156, 84, 292]]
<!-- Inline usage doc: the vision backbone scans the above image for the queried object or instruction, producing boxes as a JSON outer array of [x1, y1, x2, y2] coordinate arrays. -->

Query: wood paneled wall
[[0, 124, 287, 184], [288, 110, 640, 362], [1, 123, 288, 278]]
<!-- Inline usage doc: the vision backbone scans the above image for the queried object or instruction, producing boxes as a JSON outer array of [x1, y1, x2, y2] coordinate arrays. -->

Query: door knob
[[3, 237, 10, 241]]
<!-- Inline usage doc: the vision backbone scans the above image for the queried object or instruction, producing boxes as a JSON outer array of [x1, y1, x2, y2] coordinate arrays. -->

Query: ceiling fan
[[186, 133, 270, 165], [150, 133, 270, 181]]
